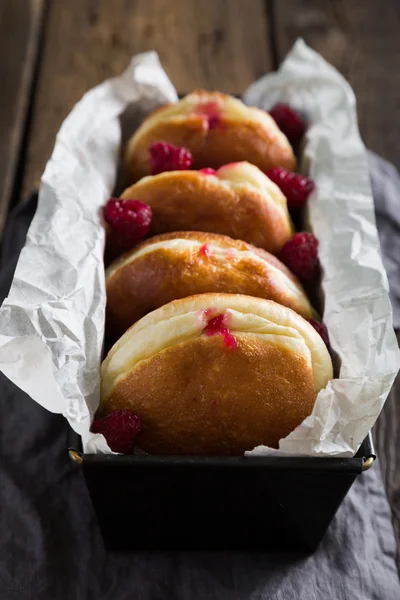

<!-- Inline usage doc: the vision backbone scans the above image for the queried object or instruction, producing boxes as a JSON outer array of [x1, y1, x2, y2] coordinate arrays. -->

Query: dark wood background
[[1, 0, 399, 565]]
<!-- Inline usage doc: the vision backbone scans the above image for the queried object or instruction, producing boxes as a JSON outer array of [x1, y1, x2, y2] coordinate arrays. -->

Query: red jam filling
[[217, 162, 241, 172], [207, 115, 220, 129], [202, 311, 237, 350], [199, 243, 211, 258], [198, 168, 217, 175], [195, 101, 222, 130]]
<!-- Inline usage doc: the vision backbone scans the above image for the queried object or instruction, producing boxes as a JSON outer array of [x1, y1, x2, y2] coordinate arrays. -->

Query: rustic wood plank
[[0, 0, 45, 237], [22, 0, 271, 197], [272, 0, 400, 170]]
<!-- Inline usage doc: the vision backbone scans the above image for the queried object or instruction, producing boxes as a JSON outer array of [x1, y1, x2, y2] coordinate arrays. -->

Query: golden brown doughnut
[[100, 294, 333, 455], [120, 161, 294, 254], [124, 90, 296, 182], [106, 231, 314, 337]]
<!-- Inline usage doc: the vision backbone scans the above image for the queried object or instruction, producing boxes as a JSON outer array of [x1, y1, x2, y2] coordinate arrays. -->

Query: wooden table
[[1, 0, 400, 565]]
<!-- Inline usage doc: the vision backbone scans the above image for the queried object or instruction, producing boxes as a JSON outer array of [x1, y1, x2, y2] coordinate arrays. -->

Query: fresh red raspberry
[[280, 232, 319, 281], [103, 198, 152, 250], [266, 167, 315, 209], [91, 409, 142, 454], [269, 103, 306, 144], [149, 141, 193, 175], [309, 319, 329, 347]]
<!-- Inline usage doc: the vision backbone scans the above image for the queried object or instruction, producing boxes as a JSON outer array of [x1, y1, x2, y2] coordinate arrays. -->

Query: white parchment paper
[[244, 40, 400, 456], [0, 40, 398, 456], [0, 52, 177, 453]]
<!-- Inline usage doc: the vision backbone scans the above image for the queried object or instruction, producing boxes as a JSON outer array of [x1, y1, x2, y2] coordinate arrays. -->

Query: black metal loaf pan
[[68, 429, 375, 553]]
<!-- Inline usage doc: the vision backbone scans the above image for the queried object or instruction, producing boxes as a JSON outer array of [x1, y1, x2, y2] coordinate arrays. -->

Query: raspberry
[[199, 168, 217, 175], [309, 319, 329, 347], [91, 409, 142, 454], [280, 232, 319, 281], [269, 103, 306, 144], [149, 141, 193, 175], [266, 167, 314, 210], [103, 198, 152, 251]]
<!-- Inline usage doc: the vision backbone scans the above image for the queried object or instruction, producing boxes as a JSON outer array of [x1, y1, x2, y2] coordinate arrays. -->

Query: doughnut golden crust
[[125, 90, 296, 182], [100, 294, 333, 455], [106, 231, 313, 336], [120, 162, 294, 254]]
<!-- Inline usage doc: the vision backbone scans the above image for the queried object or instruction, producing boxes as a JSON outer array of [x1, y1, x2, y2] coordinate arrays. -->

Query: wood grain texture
[[272, 0, 400, 169], [22, 0, 271, 196], [0, 0, 45, 235]]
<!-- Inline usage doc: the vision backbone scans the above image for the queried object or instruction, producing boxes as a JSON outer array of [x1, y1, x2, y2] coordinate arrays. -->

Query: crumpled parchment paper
[[0, 40, 398, 456]]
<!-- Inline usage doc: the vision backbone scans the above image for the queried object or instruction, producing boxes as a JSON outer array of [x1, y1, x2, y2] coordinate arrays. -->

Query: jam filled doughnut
[[119, 162, 294, 254], [106, 231, 314, 337], [100, 294, 333, 455], [125, 90, 296, 182]]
